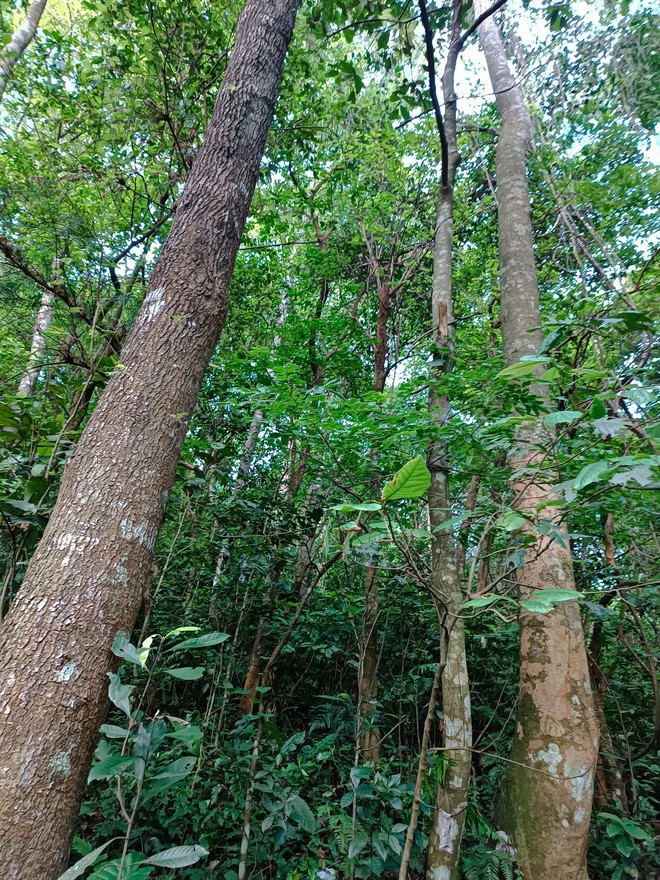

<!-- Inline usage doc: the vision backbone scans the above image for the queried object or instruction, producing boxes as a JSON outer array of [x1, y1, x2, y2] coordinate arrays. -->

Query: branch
[[456, 0, 509, 55], [0, 236, 77, 312], [418, 0, 449, 187]]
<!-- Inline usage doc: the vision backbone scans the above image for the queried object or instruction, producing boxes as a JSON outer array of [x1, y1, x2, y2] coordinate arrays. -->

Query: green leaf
[[616, 310, 653, 332], [543, 410, 581, 427], [164, 666, 205, 680], [89, 856, 153, 880], [348, 831, 368, 859], [519, 591, 576, 613], [520, 597, 556, 613], [382, 456, 431, 502], [57, 840, 114, 879], [143, 845, 208, 868], [431, 512, 472, 532], [495, 511, 527, 531], [111, 633, 144, 666], [461, 595, 501, 609], [140, 756, 196, 803], [170, 632, 229, 651], [330, 501, 382, 512], [497, 357, 550, 379], [107, 673, 133, 717], [167, 725, 203, 744], [340, 791, 354, 809], [88, 755, 135, 782], [572, 461, 610, 491], [99, 724, 130, 739], [290, 795, 316, 833], [589, 398, 607, 419]]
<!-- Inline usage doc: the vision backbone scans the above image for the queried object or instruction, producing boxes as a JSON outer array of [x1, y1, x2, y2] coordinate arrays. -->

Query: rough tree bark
[[0, 0, 47, 103], [474, 3, 599, 878], [0, 1, 300, 876]]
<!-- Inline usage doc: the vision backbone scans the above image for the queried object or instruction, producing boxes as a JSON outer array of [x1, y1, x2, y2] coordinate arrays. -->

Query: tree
[[473, 2, 599, 877], [0, 0, 300, 875], [0, 0, 47, 103]]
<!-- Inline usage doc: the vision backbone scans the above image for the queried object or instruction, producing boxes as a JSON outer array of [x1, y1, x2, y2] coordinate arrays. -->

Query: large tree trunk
[[474, 4, 599, 878], [0, 0, 47, 103], [0, 1, 300, 876]]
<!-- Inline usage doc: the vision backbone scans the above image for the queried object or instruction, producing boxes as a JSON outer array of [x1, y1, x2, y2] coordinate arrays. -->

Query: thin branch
[[418, 0, 448, 187], [456, 0, 509, 54]]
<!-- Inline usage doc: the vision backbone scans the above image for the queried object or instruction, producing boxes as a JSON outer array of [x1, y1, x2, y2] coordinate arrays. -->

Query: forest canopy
[[0, 1, 658, 879]]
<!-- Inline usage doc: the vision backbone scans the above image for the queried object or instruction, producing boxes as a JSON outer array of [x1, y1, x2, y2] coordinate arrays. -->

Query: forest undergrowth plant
[[59, 627, 228, 879]]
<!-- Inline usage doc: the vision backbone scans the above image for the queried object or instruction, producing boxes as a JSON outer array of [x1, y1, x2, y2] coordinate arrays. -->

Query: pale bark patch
[[55, 662, 78, 683]]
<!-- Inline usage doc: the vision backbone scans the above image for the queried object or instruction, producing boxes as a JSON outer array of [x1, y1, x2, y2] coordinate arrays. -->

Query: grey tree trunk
[[0, 1, 300, 876], [0, 0, 47, 103], [420, 3, 472, 875], [474, 3, 599, 878], [17, 257, 59, 396]]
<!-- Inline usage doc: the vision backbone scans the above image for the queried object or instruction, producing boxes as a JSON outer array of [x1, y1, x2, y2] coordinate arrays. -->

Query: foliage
[[1, 0, 658, 878]]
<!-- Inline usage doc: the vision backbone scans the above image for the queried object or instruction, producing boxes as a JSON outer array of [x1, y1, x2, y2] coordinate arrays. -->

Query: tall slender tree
[[0, 0, 300, 876], [473, 2, 599, 877], [419, 0, 473, 874]]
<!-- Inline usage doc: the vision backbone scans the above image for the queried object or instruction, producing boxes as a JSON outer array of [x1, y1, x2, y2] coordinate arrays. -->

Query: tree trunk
[[17, 286, 54, 396], [474, 4, 599, 877], [0, 0, 47, 103], [0, 1, 300, 876], [420, 4, 472, 875], [357, 277, 392, 762]]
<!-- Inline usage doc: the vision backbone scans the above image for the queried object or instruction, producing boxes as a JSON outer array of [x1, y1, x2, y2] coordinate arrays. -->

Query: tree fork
[[0, 1, 300, 876]]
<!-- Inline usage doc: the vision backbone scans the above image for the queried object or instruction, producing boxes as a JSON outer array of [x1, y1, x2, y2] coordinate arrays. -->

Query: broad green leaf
[[528, 589, 576, 604], [382, 456, 431, 502], [589, 398, 607, 419], [609, 465, 653, 486], [111, 633, 143, 666], [57, 840, 114, 879], [88, 755, 135, 782], [431, 512, 472, 531], [290, 795, 316, 833], [164, 666, 205, 680], [89, 855, 153, 880], [167, 725, 203, 744], [543, 410, 581, 427], [497, 357, 550, 379], [107, 673, 133, 717], [461, 595, 501, 609], [348, 830, 368, 859], [143, 845, 208, 868], [140, 756, 196, 803], [616, 310, 653, 332], [330, 501, 382, 513], [519, 597, 556, 613], [572, 461, 610, 490], [495, 511, 527, 531], [170, 632, 229, 651], [164, 626, 199, 640], [99, 724, 130, 739]]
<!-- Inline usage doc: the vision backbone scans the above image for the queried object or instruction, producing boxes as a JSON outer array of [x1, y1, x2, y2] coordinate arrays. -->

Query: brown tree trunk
[[418, 4, 473, 875], [473, 3, 599, 877], [0, 2, 300, 876], [0, 0, 47, 102]]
